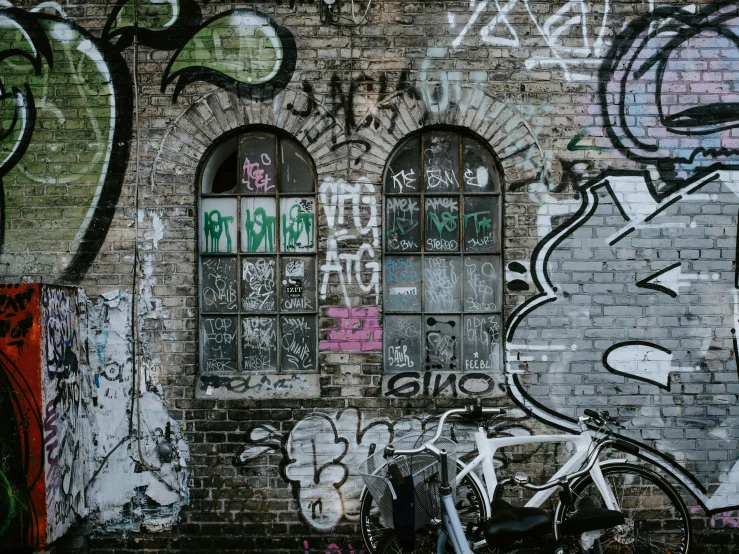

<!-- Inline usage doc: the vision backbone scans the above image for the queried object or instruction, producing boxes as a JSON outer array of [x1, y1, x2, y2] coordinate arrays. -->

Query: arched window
[[199, 129, 318, 375], [383, 128, 502, 376]]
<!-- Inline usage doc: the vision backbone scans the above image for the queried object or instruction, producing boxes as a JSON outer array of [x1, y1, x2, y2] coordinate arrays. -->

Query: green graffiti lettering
[[203, 210, 234, 253], [427, 211, 458, 239], [282, 203, 314, 252], [244, 207, 276, 253], [464, 211, 492, 238]]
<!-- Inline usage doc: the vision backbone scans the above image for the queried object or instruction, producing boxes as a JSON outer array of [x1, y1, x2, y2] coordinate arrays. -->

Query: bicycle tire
[[554, 462, 692, 554], [360, 460, 489, 554]]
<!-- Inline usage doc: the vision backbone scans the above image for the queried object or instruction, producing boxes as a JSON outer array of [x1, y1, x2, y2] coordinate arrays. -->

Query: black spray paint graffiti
[[384, 371, 499, 398], [237, 408, 534, 531], [0, 287, 34, 353], [0, 6, 133, 283], [600, 2, 739, 198], [289, 71, 418, 160], [103, 0, 202, 51], [506, 168, 739, 515], [162, 9, 297, 101]]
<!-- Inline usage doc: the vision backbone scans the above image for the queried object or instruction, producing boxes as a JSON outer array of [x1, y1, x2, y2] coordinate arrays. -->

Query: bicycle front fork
[[438, 492, 475, 554]]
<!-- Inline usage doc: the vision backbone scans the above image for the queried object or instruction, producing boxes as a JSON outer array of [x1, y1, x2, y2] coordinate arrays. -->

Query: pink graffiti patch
[[303, 540, 365, 554], [320, 307, 382, 351], [689, 506, 739, 528]]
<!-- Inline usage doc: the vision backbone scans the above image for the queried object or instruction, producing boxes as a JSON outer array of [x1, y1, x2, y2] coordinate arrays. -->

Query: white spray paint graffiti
[[507, 170, 739, 513], [450, 0, 611, 81], [239, 408, 533, 531], [319, 177, 380, 307]]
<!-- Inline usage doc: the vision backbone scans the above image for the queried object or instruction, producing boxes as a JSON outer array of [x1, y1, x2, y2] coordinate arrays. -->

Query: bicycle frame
[[443, 428, 622, 552]]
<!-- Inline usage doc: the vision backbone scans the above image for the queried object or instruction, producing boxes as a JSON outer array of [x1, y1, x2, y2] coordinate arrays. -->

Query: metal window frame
[[382, 126, 504, 374], [197, 126, 319, 375]]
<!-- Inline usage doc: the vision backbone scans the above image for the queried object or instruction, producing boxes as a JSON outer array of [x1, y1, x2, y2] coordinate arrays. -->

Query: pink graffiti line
[[302, 540, 366, 554], [242, 156, 274, 192], [320, 307, 382, 352]]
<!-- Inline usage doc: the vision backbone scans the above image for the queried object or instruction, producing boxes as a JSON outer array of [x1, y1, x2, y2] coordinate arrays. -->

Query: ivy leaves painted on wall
[[0, 6, 133, 283], [0, 1, 296, 281], [161, 9, 297, 101], [102, 0, 202, 51]]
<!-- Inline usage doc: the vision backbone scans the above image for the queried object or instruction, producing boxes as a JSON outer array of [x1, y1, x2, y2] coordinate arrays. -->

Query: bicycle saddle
[[558, 496, 625, 535], [483, 499, 553, 547]]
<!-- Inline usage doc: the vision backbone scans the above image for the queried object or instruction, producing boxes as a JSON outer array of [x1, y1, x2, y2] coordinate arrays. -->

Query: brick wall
[[0, 0, 738, 552]]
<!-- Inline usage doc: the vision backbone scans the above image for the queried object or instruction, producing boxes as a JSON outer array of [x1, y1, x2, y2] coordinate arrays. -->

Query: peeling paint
[[81, 290, 189, 532]]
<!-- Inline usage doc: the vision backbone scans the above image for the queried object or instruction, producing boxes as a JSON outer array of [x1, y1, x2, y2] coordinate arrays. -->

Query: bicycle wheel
[[555, 462, 692, 554], [360, 460, 488, 554]]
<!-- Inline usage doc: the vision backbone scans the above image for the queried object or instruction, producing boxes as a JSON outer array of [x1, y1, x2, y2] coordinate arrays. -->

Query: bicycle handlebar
[[384, 405, 507, 457], [583, 408, 625, 428]]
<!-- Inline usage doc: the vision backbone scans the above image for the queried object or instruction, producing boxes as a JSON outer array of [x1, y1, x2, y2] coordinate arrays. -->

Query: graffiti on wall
[[320, 307, 381, 352], [450, 0, 611, 81], [103, 0, 202, 50], [0, 284, 43, 547], [318, 177, 380, 307], [506, 1, 739, 516], [508, 169, 739, 514], [41, 287, 84, 543], [600, 2, 739, 196], [162, 8, 297, 101], [0, 285, 86, 547], [0, 5, 133, 282], [239, 408, 534, 531], [238, 409, 392, 531], [0, 3, 295, 282]]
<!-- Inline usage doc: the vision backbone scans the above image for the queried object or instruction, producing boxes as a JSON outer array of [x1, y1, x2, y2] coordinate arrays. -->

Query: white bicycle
[[359, 406, 692, 554]]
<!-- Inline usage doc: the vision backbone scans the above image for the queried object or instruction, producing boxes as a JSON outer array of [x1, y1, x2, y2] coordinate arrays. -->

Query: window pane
[[202, 198, 237, 254], [201, 257, 237, 313], [385, 315, 422, 372], [202, 137, 237, 194], [242, 316, 278, 372], [385, 196, 421, 252], [462, 136, 500, 193], [463, 196, 499, 252], [425, 197, 459, 252], [201, 316, 238, 372], [211, 151, 238, 194], [241, 197, 277, 253], [424, 131, 459, 192], [424, 256, 461, 312], [385, 256, 421, 312], [463, 255, 502, 312], [242, 257, 276, 312], [280, 257, 316, 312], [462, 314, 501, 373], [280, 137, 315, 193], [280, 197, 316, 252], [239, 132, 276, 194], [425, 315, 460, 371], [384, 134, 420, 194], [280, 315, 317, 371]]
